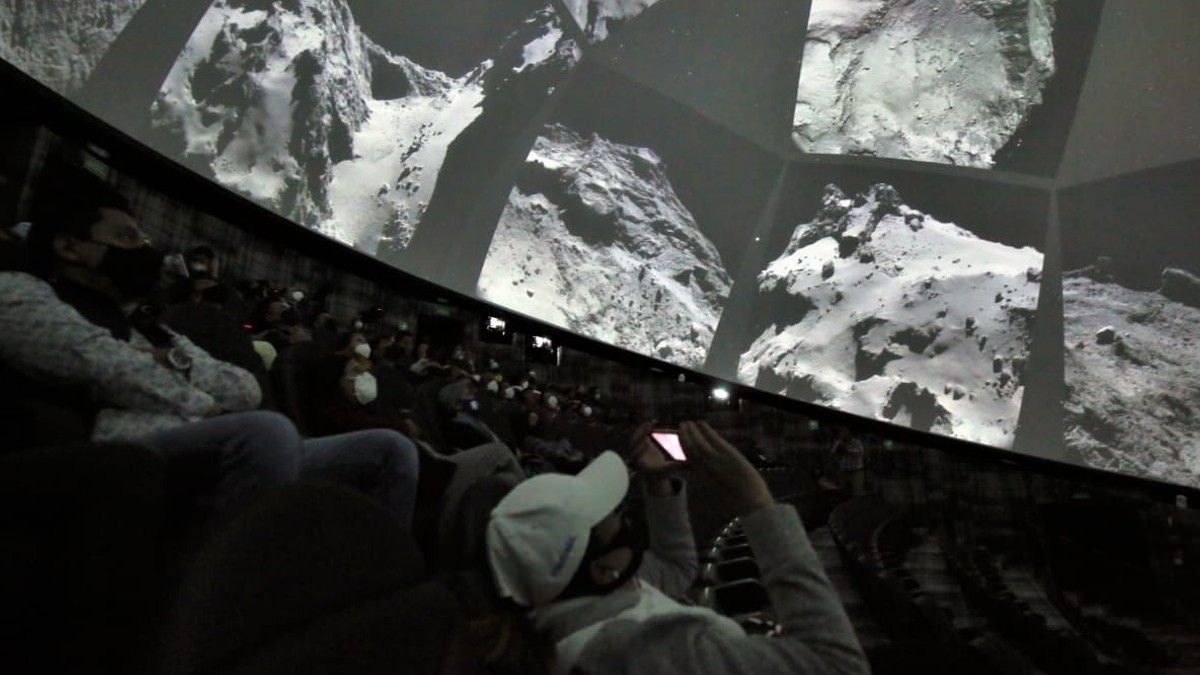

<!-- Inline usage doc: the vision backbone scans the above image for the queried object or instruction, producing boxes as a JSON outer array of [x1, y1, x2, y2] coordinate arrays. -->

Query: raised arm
[[627, 423, 698, 599], [672, 421, 868, 675]]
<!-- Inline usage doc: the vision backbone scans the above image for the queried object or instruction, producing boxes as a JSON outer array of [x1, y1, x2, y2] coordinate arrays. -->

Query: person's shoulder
[[0, 271, 57, 299], [0, 270, 51, 289]]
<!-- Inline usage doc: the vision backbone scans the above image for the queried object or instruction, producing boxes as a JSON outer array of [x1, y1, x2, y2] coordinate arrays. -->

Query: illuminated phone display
[[651, 431, 687, 462]]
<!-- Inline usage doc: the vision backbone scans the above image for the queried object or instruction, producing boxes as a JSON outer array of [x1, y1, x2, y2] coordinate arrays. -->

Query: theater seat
[[269, 343, 326, 436], [0, 361, 97, 452], [712, 578, 770, 616], [209, 581, 476, 675], [715, 557, 761, 582], [0, 442, 167, 675], [718, 543, 753, 561], [153, 483, 447, 675]]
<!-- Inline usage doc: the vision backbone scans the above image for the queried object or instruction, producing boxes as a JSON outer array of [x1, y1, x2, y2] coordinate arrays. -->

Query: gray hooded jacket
[[533, 483, 868, 675]]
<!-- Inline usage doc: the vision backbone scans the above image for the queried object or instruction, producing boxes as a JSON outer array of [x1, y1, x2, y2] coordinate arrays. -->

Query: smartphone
[[650, 429, 687, 462]]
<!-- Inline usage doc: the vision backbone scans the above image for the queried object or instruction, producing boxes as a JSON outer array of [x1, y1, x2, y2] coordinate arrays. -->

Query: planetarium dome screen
[[2, 0, 1199, 488], [792, 0, 1103, 174]]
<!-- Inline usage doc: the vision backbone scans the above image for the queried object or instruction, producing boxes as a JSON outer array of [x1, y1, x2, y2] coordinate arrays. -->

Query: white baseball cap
[[486, 451, 629, 607]]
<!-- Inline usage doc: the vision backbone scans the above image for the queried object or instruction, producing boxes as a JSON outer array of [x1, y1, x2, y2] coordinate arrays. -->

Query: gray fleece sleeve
[[635, 479, 698, 600]]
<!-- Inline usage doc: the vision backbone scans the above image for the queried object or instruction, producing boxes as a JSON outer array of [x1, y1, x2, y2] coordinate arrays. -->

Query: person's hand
[[627, 421, 684, 497], [680, 421, 774, 517], [144, 347, 172, 369]]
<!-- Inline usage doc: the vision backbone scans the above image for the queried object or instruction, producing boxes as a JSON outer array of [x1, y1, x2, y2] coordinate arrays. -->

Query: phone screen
[[651, 431, 687, 462]]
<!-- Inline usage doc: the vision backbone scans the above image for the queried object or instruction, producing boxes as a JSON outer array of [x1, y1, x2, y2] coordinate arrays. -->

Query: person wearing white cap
[[486, 421, 867, 675]]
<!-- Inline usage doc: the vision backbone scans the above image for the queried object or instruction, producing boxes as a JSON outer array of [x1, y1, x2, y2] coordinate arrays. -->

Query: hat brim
[[574, 451, 629, 527]]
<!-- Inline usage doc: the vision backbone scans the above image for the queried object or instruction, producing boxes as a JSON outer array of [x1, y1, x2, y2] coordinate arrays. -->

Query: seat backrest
[[156, 483, 425, 675], [414, 376, 455, 453], [0, 442, 166, 674], [0, 360, 97, 452], [437, 470, 520, 571], [268, 342, 327, 435], [213, 580, 480, 675]]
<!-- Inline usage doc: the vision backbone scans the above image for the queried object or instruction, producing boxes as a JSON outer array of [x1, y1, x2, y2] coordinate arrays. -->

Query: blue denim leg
[[300, 430, 420, 528]]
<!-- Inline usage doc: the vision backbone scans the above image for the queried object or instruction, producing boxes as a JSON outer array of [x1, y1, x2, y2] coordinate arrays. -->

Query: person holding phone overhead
[[485, 421, 867, 675]]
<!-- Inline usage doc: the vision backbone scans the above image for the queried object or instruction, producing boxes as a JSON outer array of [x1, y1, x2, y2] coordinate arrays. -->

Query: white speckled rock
[[739, 183, 1043, 448]]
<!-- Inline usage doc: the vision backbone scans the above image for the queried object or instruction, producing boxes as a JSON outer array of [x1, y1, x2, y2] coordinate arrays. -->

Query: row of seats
[[828, 497, 976, 673], [943, 541, 1121, 675], [0, 442, 492, 675], [688, 490, 841, 632], [693, 520, 773, 624], [945, 538, 1132, 672]]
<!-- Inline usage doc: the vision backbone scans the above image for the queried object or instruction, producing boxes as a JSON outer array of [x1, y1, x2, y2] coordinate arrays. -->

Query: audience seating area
[[943, 539, 1126, 675]]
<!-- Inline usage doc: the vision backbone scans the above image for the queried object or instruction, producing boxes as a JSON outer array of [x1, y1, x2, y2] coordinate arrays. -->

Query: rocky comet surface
[[794, 0, 1057, 167], [739, 184, 1043, 447], [478, 124, 732, 369], [1064, 270, 1200, 488], [151, 0, 576, 253]]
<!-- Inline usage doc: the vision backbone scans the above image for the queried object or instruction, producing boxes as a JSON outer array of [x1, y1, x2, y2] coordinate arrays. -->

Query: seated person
[[161, 275, 264, 377], [0, 168, 419, 527], [438, 379, 504, 451], [485, 422, 868, 675], [184, 244, 244, 315]]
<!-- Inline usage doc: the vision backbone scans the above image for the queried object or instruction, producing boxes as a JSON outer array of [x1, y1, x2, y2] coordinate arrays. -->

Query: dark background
[[1059, 159, 1200, 291], [344, 0, 551, 76]]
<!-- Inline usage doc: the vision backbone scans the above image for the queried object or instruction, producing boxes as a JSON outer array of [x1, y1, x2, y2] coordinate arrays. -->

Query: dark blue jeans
[[143, 411, 419, 527]]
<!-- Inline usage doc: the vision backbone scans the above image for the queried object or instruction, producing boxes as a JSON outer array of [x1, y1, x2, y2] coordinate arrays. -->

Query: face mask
[[559, 515, 649, 601], [291, 290, 304, 302], [354, 343, 372, 359], [486, 380, 500, 394], [92, 242, 165, 298], [546, 395, 559, 410], [463, 399, 481, 416], [581, 405, 593, 418], [350, 371, 377, 405], [472, 374, 482, 383], [353, 320, 364, 330], [503, 387, 516, 400]]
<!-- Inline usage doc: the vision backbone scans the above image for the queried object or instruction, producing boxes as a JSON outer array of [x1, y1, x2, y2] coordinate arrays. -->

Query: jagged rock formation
[[1161, 268, 1200, 310], [562, 0, 662, 42], [794, 0, 1057, 167], [477, 124, 732, 369], [1064, 275, 1200, 487], [738, 183, 1043, 447], [151, 0, 575, 252], [0, 0, 147, 94]]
